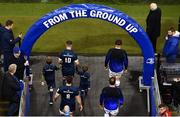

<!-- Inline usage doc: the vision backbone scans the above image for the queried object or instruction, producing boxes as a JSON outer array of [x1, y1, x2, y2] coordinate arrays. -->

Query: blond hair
[[8, 64, 17, 74]]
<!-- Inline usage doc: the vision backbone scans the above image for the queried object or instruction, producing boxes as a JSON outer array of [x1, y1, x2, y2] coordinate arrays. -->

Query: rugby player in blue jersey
[[58, 40, 79, 85], [54, 76, 83, 116], [100, 77, 124, 117], [42, 56, 59, 105], [105, 39, 128, 86]]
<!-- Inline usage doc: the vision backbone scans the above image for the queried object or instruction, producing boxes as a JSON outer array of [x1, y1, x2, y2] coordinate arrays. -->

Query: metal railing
[[152, 70, 162, 113], [139, 76, 151, 113], [18, 79, 29, 116], [138, 70, 162, 116]]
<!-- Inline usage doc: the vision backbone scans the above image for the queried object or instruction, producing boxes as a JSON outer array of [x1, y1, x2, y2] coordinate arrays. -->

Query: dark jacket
[[2, 72, 21, 103], [1, 27, 21, 53], [0, 26, 5, 53], [9, 54, 26, 80], [146, 8, 161, 38]]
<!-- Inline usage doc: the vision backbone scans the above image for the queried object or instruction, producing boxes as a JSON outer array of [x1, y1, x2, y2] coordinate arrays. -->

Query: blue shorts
[[79, 84, 89, 91], [45, 80, 55, 89]]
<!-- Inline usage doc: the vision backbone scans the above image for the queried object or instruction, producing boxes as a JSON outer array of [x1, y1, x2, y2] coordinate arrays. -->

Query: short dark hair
[[82, 65, 88, 72], [46, 56, 52, 64], [5, 20, 13, 26], [109, 77, 116, 85], [158, 104, 167, 108], [66, 76, 73, 84], [168, 27, 175, 32], [66, 40, 72, 46], [115, 39, 122, 45]]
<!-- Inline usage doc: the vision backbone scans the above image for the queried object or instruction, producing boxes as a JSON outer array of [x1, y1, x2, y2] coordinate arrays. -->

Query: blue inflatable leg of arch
[[20, 4, 155, 115]]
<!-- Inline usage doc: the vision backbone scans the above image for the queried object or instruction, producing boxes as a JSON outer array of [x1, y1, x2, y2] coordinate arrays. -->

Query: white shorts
[[109, 69, 123, 78], [104, 107, 119, 116], [109, 69, 123, 86]]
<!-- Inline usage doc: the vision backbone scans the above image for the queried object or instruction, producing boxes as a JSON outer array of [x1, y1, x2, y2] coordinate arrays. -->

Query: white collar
[[66, 84, 72, 86], [109, 85, 116, 88], [115, 47, 121, 49]]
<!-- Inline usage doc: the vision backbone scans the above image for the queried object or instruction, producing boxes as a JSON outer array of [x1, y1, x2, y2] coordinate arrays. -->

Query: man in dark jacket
[[1, 20, 22, 72], [146, 3, 161, 52], [0, 23, 3, 66], [2, 64, 24, 116], [9, 47, 29, 80]]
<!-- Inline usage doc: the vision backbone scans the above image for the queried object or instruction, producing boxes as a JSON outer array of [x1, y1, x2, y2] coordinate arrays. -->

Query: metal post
[[147, 88, 150, 113], [139, 76, 150, 113]]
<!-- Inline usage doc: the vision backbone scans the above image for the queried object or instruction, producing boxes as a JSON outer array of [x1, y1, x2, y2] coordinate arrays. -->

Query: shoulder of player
[[102, 86, 110, 91], [85, 72, 90, 77]]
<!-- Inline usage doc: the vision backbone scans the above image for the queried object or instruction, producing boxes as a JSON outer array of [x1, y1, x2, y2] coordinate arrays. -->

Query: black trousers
[[149, 35, 158, 53]]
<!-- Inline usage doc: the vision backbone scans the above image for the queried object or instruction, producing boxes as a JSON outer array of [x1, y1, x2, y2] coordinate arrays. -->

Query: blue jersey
[[57, 86, 79, 105], [105, 48, 128, 72], [100, 86, 124, 110], [77, 71, 90, 90], [59, 49, 78, 76], [43, 63, 58, 81]]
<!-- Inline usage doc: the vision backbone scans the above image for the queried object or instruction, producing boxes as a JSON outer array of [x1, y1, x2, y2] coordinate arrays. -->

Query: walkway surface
[[28, 56, 148, 116]]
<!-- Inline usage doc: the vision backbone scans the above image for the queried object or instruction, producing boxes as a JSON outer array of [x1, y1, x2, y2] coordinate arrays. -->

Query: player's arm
[[99, 88, 105, 109], [41, 67, 46, 85], [88, 74, 90, 90], [75, 65, 82, 75], [74, 54, 80, 66], [74, 59, 80, 66], [54, 65, 60, 71], [105, 49, 112, 69], [75, 95, 83, 111], [54, 92, 60, 102], [118, 90, 124, 107], [54, 88, 61, 102], [58, 58, 63, 64]]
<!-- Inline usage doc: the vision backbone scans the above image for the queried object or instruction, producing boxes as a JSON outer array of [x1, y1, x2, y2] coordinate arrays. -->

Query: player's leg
[[115, 71, 124, 87], [47, 81, 54, 105], [80, 89, 85, 106], [109, 69, 123, 87], [109, 107, 119, 116], [104, 107, 110, 117]]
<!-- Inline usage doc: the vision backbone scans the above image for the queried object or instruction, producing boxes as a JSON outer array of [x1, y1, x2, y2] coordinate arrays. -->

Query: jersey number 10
[[65, 57, 71, 63]]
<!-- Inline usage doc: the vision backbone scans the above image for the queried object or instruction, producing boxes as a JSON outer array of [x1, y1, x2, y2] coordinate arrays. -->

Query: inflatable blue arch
[[20, 3, 155, 114]]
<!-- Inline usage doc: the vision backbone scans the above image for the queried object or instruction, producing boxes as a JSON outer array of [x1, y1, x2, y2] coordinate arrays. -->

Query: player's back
[[107, 48, 128, 72], [59, 49, 78, 73], [101, 86, 124, 110]]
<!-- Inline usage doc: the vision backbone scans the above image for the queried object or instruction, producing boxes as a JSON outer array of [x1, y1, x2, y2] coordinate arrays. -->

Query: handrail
[[139, 70, 162, 116], [153, 70, 162, 113], [139, 76, 150, 113], [18, 79, 29, 116]]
